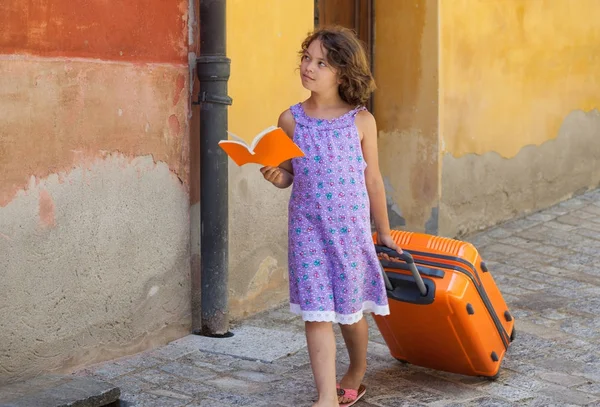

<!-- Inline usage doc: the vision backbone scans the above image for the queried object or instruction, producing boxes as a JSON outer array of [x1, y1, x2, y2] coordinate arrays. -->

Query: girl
[[260, 26, 402, 407]]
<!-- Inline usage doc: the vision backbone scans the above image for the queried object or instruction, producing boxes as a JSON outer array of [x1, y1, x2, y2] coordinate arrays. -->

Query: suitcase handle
[[375, 245, 428, 296]]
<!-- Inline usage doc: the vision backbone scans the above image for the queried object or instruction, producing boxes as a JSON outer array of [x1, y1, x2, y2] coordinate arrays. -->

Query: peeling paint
[[173, 74, 185, 106], [168, 114, 181, 138], [440, 109, 600, 237], [0, 58, 190, 207], [38, 189, 56, 227]]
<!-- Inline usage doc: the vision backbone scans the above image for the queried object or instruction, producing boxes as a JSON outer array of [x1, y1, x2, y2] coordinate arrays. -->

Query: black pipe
[[194, 0, 232, 337]]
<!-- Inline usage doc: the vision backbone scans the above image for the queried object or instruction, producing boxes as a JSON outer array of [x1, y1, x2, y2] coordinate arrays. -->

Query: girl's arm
[[357, 110, 403, 253], [260, 109, 295, 189]]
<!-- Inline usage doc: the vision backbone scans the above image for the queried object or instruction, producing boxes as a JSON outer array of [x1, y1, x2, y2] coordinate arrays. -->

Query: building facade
[[1, 0, 599, 383]]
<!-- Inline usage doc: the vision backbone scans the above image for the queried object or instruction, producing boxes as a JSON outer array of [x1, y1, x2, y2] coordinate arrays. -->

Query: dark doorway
[[315, 0, 374, 110]]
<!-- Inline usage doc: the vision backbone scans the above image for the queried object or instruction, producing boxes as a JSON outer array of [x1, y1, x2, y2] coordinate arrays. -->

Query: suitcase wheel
[[510, 328, 516, 342]]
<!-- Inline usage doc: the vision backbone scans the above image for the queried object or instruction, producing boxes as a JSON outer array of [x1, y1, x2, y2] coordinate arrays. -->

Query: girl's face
[[300, 39, 339, 93]]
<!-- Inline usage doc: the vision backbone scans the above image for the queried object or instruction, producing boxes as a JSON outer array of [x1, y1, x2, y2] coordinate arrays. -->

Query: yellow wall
[[441, 0, 600, 158], [226, 0, 313, 319], [227, 0, 311, 140]]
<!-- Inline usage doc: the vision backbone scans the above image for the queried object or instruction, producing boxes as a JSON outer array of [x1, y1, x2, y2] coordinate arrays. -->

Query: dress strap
[[290, 103, 309, 126], [289, 102, 367, 130], [351, 106, 367, 116]]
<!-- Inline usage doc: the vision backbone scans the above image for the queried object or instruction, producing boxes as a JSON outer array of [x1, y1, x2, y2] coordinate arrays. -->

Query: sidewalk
[[76, 188, 600, 407]]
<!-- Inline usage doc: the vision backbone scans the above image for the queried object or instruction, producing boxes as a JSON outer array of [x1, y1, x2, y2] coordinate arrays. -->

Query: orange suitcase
[[372, 230, 515, 379]]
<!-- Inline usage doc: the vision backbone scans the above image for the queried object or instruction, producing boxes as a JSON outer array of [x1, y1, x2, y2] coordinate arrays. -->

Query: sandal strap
[[337, 387, 358, 400]]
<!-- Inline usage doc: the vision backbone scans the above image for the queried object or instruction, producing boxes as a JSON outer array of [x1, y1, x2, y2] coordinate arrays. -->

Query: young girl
[[260, 26, 402, 407]]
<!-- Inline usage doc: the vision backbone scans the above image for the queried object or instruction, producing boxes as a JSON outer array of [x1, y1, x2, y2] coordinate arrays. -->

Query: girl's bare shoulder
[[278, 109, 296, 138], [355, 109, 376, 134]]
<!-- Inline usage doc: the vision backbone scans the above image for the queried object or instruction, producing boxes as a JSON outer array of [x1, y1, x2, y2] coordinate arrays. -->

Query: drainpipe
[[193, 0, 232, 337]]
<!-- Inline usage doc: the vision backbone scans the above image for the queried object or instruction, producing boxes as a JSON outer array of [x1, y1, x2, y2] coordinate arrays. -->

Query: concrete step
[[0, 374, 119, 407]]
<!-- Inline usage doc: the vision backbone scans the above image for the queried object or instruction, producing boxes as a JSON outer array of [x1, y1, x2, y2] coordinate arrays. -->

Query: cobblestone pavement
[[76, 189, 600, 406]]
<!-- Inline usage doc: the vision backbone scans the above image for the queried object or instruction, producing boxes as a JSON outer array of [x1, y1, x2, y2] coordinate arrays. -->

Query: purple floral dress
[[287, 103, 390, 325]]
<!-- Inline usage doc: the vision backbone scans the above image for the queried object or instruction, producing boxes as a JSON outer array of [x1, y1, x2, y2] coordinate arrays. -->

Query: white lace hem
[[290, 301, 390, 325]]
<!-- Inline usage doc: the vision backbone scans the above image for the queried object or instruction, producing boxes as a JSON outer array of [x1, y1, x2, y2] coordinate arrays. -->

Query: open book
[[219, 126, 305, 167]]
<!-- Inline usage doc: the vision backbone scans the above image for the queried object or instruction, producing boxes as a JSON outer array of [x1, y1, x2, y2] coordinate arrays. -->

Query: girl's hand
[[377, 233, 403, 260], [260, 166, 293, 189]]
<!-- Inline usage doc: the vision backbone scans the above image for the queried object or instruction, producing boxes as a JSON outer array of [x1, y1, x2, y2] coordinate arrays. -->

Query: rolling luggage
[[372, 230, 515, 379]]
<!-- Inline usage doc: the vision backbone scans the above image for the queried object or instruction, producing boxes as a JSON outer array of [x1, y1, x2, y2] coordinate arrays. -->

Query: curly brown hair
[[300, 26, 376, 107]]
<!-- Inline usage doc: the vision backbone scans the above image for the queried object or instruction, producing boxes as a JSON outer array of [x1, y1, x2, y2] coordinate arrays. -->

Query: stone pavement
[[76, 188, 600, 406]]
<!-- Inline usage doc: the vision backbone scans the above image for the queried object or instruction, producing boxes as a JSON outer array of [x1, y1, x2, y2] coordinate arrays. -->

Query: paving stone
[[541, 309, 571, 320], [537, 371, 590, 387], [569, 209, 600, 219], [447, 398, 516, 407], [529, 243, 575, 257], [576, 227, 600, 240], [254, 378, 316, 406], [79, 361, 139, 381], [231, 370, 284, 383], [0, 375, 120, 407], [227, 358, 294, 375], [486, 227, 516, 239], [155, 380, 214, 398], [117, 391, 186, 407], [542, 206, 572, 216], [158, 361, 219, 381], [145, 343, 197, 361], [465, 233, 497, 248], [566, 297, 600, 316], [556, 215, 593, 227], [534, 357, 587, 375], [177, 353, 236, 373], [178, 326, 306, 363], [145, 388, 192, 401], [579, 205, 600, 216], [510, 292, 572, 312], [560, 318, 600, 339], [204, 377, 262, 393], [400, 371, 485, 401], [557, 198, 588, 211], [481, 243, 529, 256], [521, 397, 581, 407], [517, 226, 572, 247], [366, 394, 429, 406], [578, 220, 600, 233], [477, 382, 536, 403], [105, 375, 149, 394], [130, 369, 179, 386], [365, 381, 448, 405], [275, 347, 311, 367], [536, 382, 600, 405], [183, 401, 236, 407], [497, 236, 541, 249], [527, 212, 558, 222], [574, 381, 600, 395]]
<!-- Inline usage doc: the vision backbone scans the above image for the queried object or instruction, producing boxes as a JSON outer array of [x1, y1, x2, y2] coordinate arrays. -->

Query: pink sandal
[[336, 383, 367, 407]]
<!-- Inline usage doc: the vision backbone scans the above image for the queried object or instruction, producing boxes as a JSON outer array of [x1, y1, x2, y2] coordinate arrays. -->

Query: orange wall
[[0, 0, 192, 207], [0, 0, 189, 63], [0, 0, 193, 383]]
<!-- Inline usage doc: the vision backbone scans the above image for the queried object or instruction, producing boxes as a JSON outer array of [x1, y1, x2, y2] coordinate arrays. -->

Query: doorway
[[314, 0, 374, 110]]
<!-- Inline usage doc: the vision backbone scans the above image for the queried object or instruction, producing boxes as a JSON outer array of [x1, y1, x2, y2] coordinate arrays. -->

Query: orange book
[[219, 126, 305, 167]]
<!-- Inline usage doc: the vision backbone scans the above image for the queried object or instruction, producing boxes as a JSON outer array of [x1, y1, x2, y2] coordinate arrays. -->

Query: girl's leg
[[338, 316, 369, 404], [305, 321, 338, 406]]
